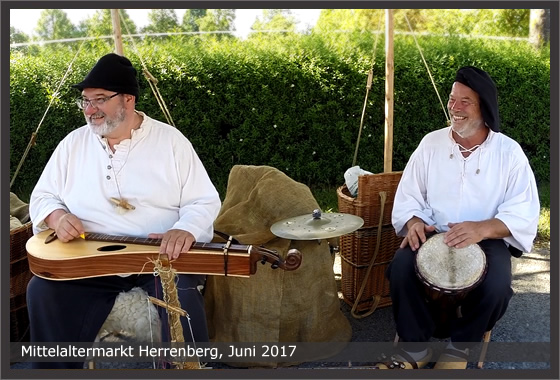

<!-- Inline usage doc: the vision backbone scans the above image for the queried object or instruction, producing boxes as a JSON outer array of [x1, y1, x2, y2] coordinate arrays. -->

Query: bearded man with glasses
[[27, 53, 221, 369]]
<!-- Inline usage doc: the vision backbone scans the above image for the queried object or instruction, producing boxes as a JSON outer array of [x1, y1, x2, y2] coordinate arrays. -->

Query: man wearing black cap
[[28, 53, 222, 368], [376, 66, 540, 369]]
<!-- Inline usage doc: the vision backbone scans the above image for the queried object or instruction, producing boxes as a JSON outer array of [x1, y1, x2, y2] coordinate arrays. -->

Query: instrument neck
[[84, 232, 247, 252]]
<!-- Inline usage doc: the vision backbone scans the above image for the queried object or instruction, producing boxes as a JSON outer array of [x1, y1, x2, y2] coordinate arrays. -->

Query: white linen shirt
[[30, 112, 221, 243], [392, 127, 540, 253]]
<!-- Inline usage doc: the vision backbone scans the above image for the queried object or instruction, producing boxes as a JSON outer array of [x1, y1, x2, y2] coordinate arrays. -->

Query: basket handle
[[350, 191, 387, 319]]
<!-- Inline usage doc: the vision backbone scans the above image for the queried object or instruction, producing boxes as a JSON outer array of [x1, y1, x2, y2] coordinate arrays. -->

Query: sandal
[[433, 348, 469, 369], [375, 348, 433, 369]]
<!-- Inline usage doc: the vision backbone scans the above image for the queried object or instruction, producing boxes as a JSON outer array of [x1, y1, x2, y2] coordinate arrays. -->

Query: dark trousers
[[386, 239, 513, 348], [26, 273, 208, 369]]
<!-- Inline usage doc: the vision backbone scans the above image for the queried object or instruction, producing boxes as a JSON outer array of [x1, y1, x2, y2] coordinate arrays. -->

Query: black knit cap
[[72, 53, 139, 101], [454, 66, 500, 132]]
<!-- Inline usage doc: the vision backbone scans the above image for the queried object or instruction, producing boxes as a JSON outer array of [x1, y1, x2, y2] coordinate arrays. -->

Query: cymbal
[[270, 209, 364, 240]]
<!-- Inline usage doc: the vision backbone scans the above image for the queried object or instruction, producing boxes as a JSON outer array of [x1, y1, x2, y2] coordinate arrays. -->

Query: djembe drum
[[414, 233, 487, 334]]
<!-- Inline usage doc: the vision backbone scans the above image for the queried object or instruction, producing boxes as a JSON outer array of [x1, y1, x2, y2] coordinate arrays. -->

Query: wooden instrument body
[[26, 230, 301, 280]]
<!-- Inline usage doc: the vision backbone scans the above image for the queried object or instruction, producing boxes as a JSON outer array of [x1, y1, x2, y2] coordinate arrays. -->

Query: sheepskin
[[96, 287, 161, 343]]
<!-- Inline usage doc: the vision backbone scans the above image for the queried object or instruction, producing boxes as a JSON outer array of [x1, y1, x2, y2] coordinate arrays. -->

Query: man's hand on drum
[[401, 217, 436, 251], [444, 221, 485, 248], [149, 229, 195, 260]]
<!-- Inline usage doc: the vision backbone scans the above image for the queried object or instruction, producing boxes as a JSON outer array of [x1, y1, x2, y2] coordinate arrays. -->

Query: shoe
[[375, 348, 432, 369], [433, 348, 469, 369]]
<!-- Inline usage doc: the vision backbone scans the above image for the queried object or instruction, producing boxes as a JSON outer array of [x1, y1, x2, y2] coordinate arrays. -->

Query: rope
[[350, 191, 386, 319], [10, 40, 87, 189], [352, 12, 384, 167], [153, 257, 200, 369], [402, 12, 450, 125], [117, 10, 176, 127]]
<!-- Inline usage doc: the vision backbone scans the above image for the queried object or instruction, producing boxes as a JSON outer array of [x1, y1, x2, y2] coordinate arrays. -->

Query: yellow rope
[[352, 12, 384, 167], [402, 11, 451, 125], [153, 257, 199, 369], [10, 39, 87, 189], [117, 10, 176, 127]]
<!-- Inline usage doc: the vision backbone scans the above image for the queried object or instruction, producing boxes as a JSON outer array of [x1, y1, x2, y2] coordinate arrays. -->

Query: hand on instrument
[[50, 211, 85, 243], [444, 222, 485, 248], [400, 219, 436, 251], [148, 229, 195, 260]]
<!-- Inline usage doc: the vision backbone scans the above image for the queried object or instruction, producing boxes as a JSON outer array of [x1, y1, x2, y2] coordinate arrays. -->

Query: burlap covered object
[[205, 165, 352, 367], [10, 192, 30, 230]]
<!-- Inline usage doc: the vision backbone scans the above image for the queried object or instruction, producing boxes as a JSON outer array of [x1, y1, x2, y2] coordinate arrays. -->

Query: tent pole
[[111, 9, 124, 55], [384, 9, 394, 173]]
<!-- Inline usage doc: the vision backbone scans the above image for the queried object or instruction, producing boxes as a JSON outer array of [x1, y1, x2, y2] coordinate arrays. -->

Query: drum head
[[415, 233, 486, 291]]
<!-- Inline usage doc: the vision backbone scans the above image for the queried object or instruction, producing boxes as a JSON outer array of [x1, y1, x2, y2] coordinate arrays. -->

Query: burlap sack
[[10, 215, 23, 230], [205, 165, 351, 367], [10, 192, 30, 225]]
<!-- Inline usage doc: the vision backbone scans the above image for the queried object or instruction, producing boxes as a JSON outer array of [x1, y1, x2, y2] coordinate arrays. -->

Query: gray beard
[[87, 107, 126, 137]]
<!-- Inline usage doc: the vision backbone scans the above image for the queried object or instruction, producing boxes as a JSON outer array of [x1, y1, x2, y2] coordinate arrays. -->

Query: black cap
[[72, 53, 139, 100], [454, 66, 500, 132]]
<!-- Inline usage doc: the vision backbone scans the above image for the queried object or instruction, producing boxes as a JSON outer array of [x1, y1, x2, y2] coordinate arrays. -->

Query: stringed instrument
[[26, 230, 302, 280]]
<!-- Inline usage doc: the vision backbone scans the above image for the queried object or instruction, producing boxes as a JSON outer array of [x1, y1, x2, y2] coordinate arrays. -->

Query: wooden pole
[[111, 9, 124, 56], [384, 9, 394, 173]]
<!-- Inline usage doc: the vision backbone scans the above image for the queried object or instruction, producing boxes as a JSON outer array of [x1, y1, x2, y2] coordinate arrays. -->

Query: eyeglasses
[[448, 96, 477, 109], [76, 93, 120, 110]]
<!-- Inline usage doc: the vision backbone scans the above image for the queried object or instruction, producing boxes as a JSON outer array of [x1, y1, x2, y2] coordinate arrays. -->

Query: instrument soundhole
[[97, 245, 127, 252]]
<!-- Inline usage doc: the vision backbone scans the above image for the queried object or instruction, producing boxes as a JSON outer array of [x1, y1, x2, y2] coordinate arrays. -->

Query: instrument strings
[[145, 295, 159, 369]]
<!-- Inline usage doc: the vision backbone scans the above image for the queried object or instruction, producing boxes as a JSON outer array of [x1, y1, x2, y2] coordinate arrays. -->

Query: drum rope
[[350, 190, 387, 319]]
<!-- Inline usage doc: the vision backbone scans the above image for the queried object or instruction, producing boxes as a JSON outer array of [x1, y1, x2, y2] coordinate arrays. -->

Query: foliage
[[142, 9, 180, 33], [536, 182, 550, 241], [251, 9, 297, 33], [10, 32, 550, 201], [315, 9, 531, 38], [34, 9, 79, 40], [79, 9, 138, 37], [10, 26, 29, 44], [197, 9, 235, 32], [181, 9, 207, 32]]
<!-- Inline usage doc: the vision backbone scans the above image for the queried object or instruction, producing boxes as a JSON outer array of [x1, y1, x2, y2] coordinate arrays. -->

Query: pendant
[[110, 197, 136, 211]]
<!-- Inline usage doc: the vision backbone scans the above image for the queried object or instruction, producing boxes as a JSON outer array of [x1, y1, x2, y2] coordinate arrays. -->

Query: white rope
[[402, 12, 450, 125], [10, 30, 530, 49], [10, 31, 238, 48], [10, 39, 87, 188]]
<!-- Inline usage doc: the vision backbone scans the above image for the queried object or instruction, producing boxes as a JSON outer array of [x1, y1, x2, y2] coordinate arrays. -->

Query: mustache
[[88, 112, 106, 121], [450, 112, 467, 117]]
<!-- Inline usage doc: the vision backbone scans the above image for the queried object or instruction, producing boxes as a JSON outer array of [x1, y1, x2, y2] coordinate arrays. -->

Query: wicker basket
[[337, 171, 402, 228], [340, 225, 403, 312], [10, 222, 34, 342], [336, 171, 403, 315]]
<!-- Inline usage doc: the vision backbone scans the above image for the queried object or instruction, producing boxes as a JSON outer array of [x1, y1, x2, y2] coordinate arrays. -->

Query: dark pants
[[26, 273, 208, 369], [386, 239, 513, 349]]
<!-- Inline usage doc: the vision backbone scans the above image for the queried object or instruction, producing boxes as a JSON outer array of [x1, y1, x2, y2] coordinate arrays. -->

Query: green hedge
[[10, 33, 550, 199]]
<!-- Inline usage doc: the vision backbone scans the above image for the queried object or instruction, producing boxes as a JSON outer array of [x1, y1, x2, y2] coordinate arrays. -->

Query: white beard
[[87, 106, 126, 137], [451, 116, 484, 139]]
